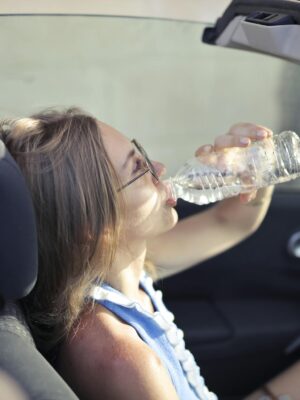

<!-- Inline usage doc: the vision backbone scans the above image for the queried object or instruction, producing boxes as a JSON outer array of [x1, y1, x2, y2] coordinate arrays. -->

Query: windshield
[[1, 15, 300, 181]]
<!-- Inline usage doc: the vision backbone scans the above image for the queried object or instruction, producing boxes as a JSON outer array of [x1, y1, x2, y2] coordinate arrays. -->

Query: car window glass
[[1, 15, 300, 186]]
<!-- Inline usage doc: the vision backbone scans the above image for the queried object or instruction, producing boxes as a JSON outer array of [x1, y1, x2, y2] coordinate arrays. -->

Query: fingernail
[[249, 193, 256, 201], [256, 130, 267, 138], [203, 145, 212, 153], [240, 137, 250, 145]]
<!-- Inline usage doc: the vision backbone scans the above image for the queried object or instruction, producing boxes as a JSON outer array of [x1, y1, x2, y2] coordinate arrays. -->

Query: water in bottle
[[165, 131, 300, 206]]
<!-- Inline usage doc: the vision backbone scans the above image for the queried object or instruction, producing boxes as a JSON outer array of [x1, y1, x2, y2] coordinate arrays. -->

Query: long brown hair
[[0, 108, 121, 352]]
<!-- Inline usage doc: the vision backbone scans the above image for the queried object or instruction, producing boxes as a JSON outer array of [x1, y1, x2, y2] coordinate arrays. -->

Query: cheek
[[119, 185, 162, 235], [120, 187, 178, 239], [125, 187, 161, 226]]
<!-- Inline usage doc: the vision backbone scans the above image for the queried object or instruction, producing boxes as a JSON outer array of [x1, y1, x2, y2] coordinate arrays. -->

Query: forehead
[[98, 121, 132, 171]]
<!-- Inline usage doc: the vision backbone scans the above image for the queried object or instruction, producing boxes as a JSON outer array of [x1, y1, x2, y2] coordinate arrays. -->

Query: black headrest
[[0, 140, 38, 300]]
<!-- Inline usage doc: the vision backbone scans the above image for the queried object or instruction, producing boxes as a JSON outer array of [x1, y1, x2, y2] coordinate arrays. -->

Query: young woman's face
[[100, 121, 178, 242]]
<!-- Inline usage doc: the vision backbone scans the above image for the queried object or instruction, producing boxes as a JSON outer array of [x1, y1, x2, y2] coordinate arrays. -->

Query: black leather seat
[[0, 140, 78, 400]]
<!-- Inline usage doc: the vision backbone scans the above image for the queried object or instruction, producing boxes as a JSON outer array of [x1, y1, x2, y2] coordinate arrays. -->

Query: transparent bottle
[[165, 131, 300, 205]]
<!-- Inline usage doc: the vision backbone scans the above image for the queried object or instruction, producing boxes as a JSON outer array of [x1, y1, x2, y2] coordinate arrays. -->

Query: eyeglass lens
[[132, 140, 159, 181]]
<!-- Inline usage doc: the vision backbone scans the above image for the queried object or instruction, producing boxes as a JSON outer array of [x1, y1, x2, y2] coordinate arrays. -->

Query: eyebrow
[[122, 148, 136, 169]]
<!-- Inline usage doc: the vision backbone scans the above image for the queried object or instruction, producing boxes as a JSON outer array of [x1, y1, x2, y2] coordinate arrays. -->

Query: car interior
[[0, 140, 78, 399], [1, 0, 300, 399]]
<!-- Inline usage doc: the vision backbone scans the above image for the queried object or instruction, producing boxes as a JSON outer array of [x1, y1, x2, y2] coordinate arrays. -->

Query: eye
[[132, 157, 145, 175]]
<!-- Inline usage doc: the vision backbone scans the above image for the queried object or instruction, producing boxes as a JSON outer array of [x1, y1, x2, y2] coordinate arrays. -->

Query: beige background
[[0, 15, 299, 176], [0, 0, 231, 23]]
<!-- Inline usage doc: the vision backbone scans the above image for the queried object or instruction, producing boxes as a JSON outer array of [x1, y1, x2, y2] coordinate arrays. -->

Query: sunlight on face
[[99, 121, 178, 242]]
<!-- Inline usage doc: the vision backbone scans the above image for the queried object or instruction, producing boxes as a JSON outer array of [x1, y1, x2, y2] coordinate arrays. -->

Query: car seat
[[0, 139, 78, 399]]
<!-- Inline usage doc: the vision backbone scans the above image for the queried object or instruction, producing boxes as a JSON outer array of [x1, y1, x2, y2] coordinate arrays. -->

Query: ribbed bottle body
[[167, 131, 300, 205]]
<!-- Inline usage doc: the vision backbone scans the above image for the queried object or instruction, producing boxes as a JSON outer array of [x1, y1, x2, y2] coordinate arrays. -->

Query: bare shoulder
[[57, 303, 179, 400]]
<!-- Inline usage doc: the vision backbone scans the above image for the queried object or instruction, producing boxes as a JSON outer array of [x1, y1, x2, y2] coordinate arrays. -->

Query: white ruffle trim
[[90, 276, 218, 400]]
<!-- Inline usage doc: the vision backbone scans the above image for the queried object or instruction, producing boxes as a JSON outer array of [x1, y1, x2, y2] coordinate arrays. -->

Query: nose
[[152, 160, 166, 179]]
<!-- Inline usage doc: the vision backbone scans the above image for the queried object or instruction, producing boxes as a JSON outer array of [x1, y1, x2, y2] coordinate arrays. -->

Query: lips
[[166, 197, 177, 207], [161, 180, 177, 207]]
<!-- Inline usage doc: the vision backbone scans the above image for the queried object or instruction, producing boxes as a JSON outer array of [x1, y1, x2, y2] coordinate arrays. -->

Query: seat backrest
[[0, 139, 79, 400], [0, 140, 37, 300]]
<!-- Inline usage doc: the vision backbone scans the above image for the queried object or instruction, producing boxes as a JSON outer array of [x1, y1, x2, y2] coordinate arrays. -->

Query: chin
[[161, 206, 178, 233], [170, 207, 179, 226], [124, 202, 178, 240]]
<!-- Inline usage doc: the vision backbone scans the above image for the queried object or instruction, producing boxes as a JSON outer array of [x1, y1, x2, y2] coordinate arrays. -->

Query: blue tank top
[[89, 272, 217, 400]]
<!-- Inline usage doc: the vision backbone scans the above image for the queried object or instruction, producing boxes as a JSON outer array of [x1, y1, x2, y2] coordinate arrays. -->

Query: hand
[[195, 123, 273, 203]]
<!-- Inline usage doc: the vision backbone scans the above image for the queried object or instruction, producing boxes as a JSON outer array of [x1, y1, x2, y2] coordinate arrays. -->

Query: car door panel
[[159, 189, 300, 398]]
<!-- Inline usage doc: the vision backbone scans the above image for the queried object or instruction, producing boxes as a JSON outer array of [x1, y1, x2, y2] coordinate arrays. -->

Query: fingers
[[239, 191, 257, 204], [213, 123, 273, 152], [195, 123, 273, 156], [194, 122, 273, 205], [214, 134, 250, 151], [229, 122, 273, 139], [195, 144, 213, 157]]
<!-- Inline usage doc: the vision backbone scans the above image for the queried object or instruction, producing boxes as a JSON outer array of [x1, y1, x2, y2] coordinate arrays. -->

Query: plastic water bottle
[[165, 131, 300, 205]]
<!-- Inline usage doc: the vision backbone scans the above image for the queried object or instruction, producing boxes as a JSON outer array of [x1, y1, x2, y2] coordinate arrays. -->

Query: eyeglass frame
[[117, 139, 159, 192]]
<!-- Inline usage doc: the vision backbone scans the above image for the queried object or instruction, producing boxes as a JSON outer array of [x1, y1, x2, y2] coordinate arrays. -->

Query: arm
[[102, 344, 180, 400], [244, 360, 300, 399], [57, 306, 179, 400], [148, 186, 273, 279], [147, 123, 274, 279]]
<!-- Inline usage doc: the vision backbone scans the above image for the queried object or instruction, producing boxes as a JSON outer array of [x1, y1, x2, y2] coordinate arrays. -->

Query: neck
[[106, 242, 147, 300]]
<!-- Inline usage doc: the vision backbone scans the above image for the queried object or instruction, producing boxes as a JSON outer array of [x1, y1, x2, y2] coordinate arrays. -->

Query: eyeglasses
[[117, 139, 159, 192]]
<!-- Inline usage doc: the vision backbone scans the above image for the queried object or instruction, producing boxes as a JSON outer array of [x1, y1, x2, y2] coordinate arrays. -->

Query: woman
[[0, 108, 274, 399]]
